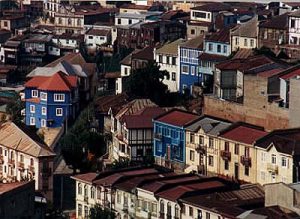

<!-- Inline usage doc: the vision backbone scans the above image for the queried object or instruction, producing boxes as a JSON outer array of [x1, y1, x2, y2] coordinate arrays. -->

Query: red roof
[[72, 172, 98, 183], [280, 68, 300, 80], [155, 110, 200, 127], [220, 124, 267, 145], [26, 97, 40, 104], [258, 68, 284, 78], [25, 71, 77, 91]]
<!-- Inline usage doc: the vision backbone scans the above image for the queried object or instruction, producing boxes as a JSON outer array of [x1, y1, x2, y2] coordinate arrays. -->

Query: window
[[40, 92, 47, 101], [192, 11, 206, 19], [217, 44, 221, 53], [30, 158, 34, 166], [172, 57, 176, 65], [250, 39, 254, 47], [225, 142, 229, 151], [160, 200, 164, 213], [84, 185, 88, 197], [235, 37, 239, 45], [191, 29, 195, 35], [224, 160, 229, 170], [20, 154, 24, 163], [3, 21, 8, 27], [245, 166, 249, 176], [181, 65, 189, 74], [117, 192, 121, 203], [167, 202, 171, 216], [172, 72, 176, 81], [271, 154, 276, 164], [190, 150, 195, 161], [30, 117, 35, 125], [208, 43, 213, 51], [128, 19, 132, 24], [208, 155, 214, 166], [166, 56, 170, 64], [198, 210, 202, 218], [41, 107, 47, 116], [54, 94, 65, 102], [56, 108, 63, 116], [282, 157, 287, 167], [31, 90, 38, 97], [234, 144, 239, 155], [244, 39, 248, 46], [84, 206, 88, 218], [175, 205, 180, 218], [260, 171, 266, 180], [189, 206, 193, 217], [245, 147, 250, 157], [206, 212, 211, 219], [291, 19, 296, 28], [41, 119, 46, 127], [208, 138, 214, 148], [159, 55, 162, 63], [190, 133, 195, 143], [91, 187, 95, 199], [68, 18, 72, 25], [58, 18, 62, 24], [77, 19, 81, 26], [191, 66, 195, 75], [30, 105, 35, 113], [223, 45, 227, 54], [199, 135, 204, 145], [78, 204, 82, 216], [261, 152, 267, 163], [78, 183, 82, 195]]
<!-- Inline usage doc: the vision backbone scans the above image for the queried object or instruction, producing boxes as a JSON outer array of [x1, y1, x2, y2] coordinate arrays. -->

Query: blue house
[[24, 71, 79, 128], [153, 109, 200, 171], [179, 36, 204, 94]]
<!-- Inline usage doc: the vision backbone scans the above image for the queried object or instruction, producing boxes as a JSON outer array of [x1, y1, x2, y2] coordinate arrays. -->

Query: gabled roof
[[25, 71, 77, 92], [180, 35, 204, 49], [86, 28, 110, 36], [131, 46, 155, 61], [156, 38, 184, 56], [199, 53, 227, 62], [191, 2, 231, 12], [259, 13, 289, 30], [94, 93, 129, 115], [220, 122, 267, 145], [255, 128, 300, 155], [0, 122, 55, 157], [205, 27, 232, 43], [231, 17, 258, 38], [154, 109, 200, 127]]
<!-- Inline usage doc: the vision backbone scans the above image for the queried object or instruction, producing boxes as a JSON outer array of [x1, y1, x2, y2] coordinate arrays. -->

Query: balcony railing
[[196, 144, 206, 154], [8, 159, 15, 167], [171, 138, 180, 145], [84, 195, 88, 203], [241, 156, 252, 167], [18, 162, 25, 170], [154, 133, 162, 140], [267, 163, 278, 174], [221, 150, 231, 161]]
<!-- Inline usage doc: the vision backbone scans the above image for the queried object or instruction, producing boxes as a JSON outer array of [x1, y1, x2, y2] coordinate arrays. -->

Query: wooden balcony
[[241, 156, 252, 167], [267, 163, 278, 174], [221, 150, 231, 161]]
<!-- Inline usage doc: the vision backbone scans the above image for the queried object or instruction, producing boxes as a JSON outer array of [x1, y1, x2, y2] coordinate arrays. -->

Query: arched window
[[167, 202, 171, 216], [91, 186, 95, 199], [10, 151, 14, 159], [175, 204, 180, 218], [30, 158, 34, 166], [20, 154, 24, 163], [84, 185, 88, 197], [68, 18, 72, 25], [78, 183, 82, 195], [160, 200, 164, 214], [58, 17, 62, 24], [77, 19, 81, 26]]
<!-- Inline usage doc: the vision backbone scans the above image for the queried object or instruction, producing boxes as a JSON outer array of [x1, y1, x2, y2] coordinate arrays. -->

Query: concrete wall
[[289, 78, 300, 128]]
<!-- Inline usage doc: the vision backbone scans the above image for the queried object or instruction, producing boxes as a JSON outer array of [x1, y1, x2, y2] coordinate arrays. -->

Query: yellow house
[[184, 116, 231, 175], [217, 123, 267, 183], [231, 17, 258, 52], [255, 128, 300, 185]]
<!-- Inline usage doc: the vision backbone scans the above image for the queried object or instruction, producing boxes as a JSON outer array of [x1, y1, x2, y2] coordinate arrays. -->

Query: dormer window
[[54, 94, 65, 102], [31, 90, 38, 98]]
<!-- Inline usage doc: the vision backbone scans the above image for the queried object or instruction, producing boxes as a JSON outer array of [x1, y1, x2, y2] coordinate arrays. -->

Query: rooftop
[[86, 28, 110, 36], [94, 93, 129, 115], [180, 35, 204, 49], [0, 181, 33, 195], [156, 38, 184, 56], [205, 27, 232, 43], [231, 17, 258, 38], [220, 123, 267, 145], [131, 46, 155, 61], [259, 13, 289, 30], [154, 109, 200, 127], [191, 2, 231, 12]]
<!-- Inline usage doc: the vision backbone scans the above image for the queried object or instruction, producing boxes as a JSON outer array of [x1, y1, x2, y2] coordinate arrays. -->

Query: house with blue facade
[[153, 109, 200, 171], [24, 71, 79, 128], [179, 36, 204, 94]]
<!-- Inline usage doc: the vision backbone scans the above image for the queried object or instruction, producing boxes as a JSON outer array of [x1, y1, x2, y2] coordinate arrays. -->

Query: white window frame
[[281, 157, 287, 168], [54, 94, 65, 102], [30, 117, 35, 125], [41, 107, 47, 115], [30, 105, 35, 113], [31, 90, 38, 98], [40, 92, 47, 101], [41, 119, 46, 127], [181, 65, 189, 74], [56, 108, 63, 116], [191, 66, 195, 75]]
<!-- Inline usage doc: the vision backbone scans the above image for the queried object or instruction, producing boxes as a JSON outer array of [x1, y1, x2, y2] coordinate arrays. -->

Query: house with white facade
[[154, 39, 184, 92], [0, 122, 55, 202], [288, 10, 300, 45], [84, 28, 111, 50]]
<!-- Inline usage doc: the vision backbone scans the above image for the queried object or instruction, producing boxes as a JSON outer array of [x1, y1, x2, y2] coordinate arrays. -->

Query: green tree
[[89, 204, 116, 219], [6, 92, 24, 123], [125, 62, 169, 105]]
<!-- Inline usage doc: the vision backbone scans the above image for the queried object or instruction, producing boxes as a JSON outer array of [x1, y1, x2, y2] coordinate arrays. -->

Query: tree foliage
[[89, 204, 116, 219], [6, 92, 24, 123]]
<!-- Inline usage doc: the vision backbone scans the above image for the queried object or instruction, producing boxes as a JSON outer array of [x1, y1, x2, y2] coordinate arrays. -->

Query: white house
[[288, 10, 300, 45], [84, 28, 111, 50]]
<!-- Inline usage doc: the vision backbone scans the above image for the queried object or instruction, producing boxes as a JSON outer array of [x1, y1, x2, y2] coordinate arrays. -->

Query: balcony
[[123, 203, 128, 212], [8, 159, 15, 167], [196, 144, 206, 154], [221, 151, 231, 161], [267, 163, 278, 174], [241, 156, 252, 167], [154, 133, 162, 140], [84, 195, 88, 203], [18, 162, 25, 170], [28, 165, 35, 173]]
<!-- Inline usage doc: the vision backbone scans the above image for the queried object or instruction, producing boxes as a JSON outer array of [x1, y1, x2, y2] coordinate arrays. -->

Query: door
[[234, 163, 239, 180]]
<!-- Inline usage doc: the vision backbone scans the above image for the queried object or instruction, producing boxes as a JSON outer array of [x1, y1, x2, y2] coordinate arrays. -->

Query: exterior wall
[[54, 13, 84, 34], [256, 146, 293, 185], [190, 9, 212, 23], [115, 189, 138, 219], [218, 138, 257, 183], [115, 15, 143, 26], [205, 74, 290, 131], [289, 78, 300, 128], [288, 16, 300, 45], [158, 198, 181, 219], [231, 36, 257, 51], [187, 23, 209, 40], [85, 34, 109, 49], [0, 145, 54, 201], [205, 41, 231, 57], [258, 27, 287, 52], [179, 46, 202, 93], [182, 203, 222, 219], [136, 188, 158, 219], [280, 78, 288, 105], [155, 52, 179, 92], [52, 38, 80, 49]]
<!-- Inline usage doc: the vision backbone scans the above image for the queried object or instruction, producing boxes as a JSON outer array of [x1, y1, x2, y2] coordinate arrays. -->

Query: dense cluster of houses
[[3, 0, 300, 218]]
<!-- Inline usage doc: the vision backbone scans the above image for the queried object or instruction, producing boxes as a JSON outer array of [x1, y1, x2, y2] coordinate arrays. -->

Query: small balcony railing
[[221, 150, 231, 161], [8, 159, 15, 167], [241, 156, 252, 167], [196, 144, 206, 154], [18, 162, 25, 170]]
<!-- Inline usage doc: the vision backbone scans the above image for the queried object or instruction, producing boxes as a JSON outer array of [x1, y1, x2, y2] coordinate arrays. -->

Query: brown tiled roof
[[181, 35, 204, 49], [220, 123, 267, 145], [104, 72, 121, 79], [205, 27, 232, 43], [0, 122, 55, 157], [232, 48, 254, 60], [131, 46, 154, 61], [255, 128, 300, 155], [154, 109, 200, 127], [0, 181, 33, 195], [94, 93, 129, 114], [199, 53, 227, 62], [120, 4, 150, 10], [259, 13, 289, 30], [231, 17, 258, 38], [86, 28, 110, 36], [71, 172, 98, 184], [191, 2, 231, 12], [251, 206, 300, 218]]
